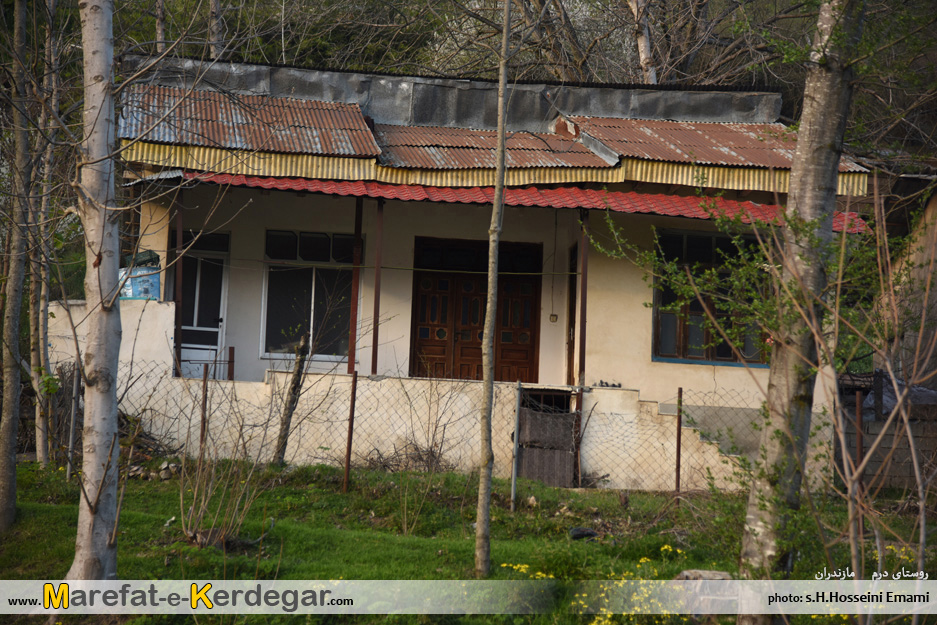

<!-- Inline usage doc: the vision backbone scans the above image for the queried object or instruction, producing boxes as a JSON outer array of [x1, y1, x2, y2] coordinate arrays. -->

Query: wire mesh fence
[[28, 354, 937, 507], [32, 357, 800, 495], [669, 387, 766, 491], [104, 360, 516, 478]]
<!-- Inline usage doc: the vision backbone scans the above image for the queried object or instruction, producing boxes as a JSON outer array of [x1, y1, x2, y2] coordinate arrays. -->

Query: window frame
[[652, 231, 768, 367], [260, 230, 356, 361]]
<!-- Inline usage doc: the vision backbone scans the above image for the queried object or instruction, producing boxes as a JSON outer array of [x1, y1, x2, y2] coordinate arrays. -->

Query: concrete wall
[[891, 192, 937, 391], [583, 212, 772, 404], [841, 417, 937, 490], [48, 298, 176, 366], [101, 360, 739, 491]]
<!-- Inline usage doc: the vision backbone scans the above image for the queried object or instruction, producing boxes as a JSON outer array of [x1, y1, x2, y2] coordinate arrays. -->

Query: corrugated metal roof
[[568, 117, 867, 173], [119, 85, 380, 157], [121, 140, 378, 181], [184, 172, 868, 233], [619, 158, 868, 197], [374, 124, 612, 170]]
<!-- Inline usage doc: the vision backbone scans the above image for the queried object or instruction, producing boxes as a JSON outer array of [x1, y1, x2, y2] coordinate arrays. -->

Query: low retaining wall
[[100, 362, 743, 492]]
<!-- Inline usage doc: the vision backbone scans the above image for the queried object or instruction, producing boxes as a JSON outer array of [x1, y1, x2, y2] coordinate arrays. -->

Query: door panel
[[411, 275, 451, 378], [411, 271, 538, 382], [496, 276, 539, 383], [453, 275, 485, 380], [179, 255, 226, 379]]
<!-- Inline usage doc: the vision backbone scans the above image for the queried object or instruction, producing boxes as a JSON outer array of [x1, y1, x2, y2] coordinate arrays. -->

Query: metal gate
[[515, 388, 579, 488]]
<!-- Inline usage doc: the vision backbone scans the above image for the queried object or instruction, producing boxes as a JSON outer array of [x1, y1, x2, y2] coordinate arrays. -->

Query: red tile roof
[[119, 85, 380, 157], [567, 117, 866, 173], [373, 124, 612, 169], [184, 172, 867, 233]]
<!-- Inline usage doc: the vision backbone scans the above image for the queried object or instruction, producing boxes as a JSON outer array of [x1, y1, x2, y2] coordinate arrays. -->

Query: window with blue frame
[[653, 232, 766, 364]]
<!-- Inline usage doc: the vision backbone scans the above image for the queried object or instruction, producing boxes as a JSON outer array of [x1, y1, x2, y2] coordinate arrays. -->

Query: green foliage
[[6, 462, 933, 624], [35, 367, 60, 396]]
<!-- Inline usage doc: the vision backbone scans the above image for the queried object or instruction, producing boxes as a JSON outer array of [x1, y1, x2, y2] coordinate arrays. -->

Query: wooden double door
[[411, 272, 539, 383]]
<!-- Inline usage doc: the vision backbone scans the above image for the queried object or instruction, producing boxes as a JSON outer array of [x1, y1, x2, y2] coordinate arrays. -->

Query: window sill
[[262, 353, 349, 363], [652, 356, 769, 369]]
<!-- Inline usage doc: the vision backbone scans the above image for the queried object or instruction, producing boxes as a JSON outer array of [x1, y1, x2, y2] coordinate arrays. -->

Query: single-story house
[[48, 56, 868, 490]]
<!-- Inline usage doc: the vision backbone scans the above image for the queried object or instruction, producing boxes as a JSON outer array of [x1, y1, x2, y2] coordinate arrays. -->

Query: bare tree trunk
[[274, 333, 309, 465], [26, 0, 59, 469], [30, 220, 49, 467], [0, 0, 34, 534], [155, 0, 166, 54], [737, 1, 865, 623], [516, 0, 592, 82], [210, 0, 223, 59], [0, 225, 10, 315], [37, 0, 59, 464], [475, 0, 511, 580], [626, 0, 657, 84], [67, 0, 122, 581]]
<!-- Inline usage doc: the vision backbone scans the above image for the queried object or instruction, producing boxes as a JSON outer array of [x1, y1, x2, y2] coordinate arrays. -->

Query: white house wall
[[582, 212, 772, 406], [56, 185, 789, 408], [48, 298, 176, 367], [171, 185, 579, 385]]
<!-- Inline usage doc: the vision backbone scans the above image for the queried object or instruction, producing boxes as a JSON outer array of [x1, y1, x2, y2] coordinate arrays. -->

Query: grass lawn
[[0, 462, 929, 625]]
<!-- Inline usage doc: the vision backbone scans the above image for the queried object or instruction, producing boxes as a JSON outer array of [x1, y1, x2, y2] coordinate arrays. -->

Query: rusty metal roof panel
[[185, 172, 869, 234], [568, 117, 866, 173], [373, 123, 610, 170], [119, 84, 380, 157]]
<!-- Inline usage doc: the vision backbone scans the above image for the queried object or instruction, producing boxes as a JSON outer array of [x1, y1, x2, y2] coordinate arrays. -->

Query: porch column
[[173, 196, 183, 377], [578, 209, 589, 387], [370, 198, 384, 375], [347, 198, 363, 374]]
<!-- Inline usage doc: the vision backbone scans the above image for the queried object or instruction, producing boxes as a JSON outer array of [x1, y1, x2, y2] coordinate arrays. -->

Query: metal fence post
[[199, 363, 209, 463], [227, 345, 235, 381], [675, 387, 683, 499], [510, 380, 522, 512], [856, 390, 864, 535], [343, 370, 358, 493]]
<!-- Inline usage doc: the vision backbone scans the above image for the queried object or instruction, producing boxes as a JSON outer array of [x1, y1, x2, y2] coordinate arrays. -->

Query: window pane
[[313, 268, 352, 356], [659, 234, 683, 262], [715, 237, 735, 261], [265, 266, 313, 353], [687, 314, 705, 358], [331, 234, 355, 263], [183, 231, 230, 252], [266, 231, 297, 260], [298, 232, 330, 262], [660, 284, 679, 307], [686, 235, 712, 264], [658, 313, 678, 356], [714, 323, 733, 359], [195, 258, 224, 328], [742, 323, 763, 360], [181, 329, 218, 346], [181, 256, 199, 327]]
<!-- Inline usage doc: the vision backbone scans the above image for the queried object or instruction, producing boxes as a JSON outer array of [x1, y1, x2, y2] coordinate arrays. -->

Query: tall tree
[[626, 0, 656, 83], [475, 0, 511, 580], [0, 0, 33, 534], [737, 0, 865, 620], [67, 0, 122, 580]]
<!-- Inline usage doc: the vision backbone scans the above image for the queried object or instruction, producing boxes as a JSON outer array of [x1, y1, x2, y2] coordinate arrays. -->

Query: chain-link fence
[[104, 360, 517, 478], [667, 387, 765, 491], [36, 357, 789, 494]]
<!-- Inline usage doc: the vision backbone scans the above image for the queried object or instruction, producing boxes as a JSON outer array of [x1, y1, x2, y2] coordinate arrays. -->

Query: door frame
[[179, 252, 229, 379]]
